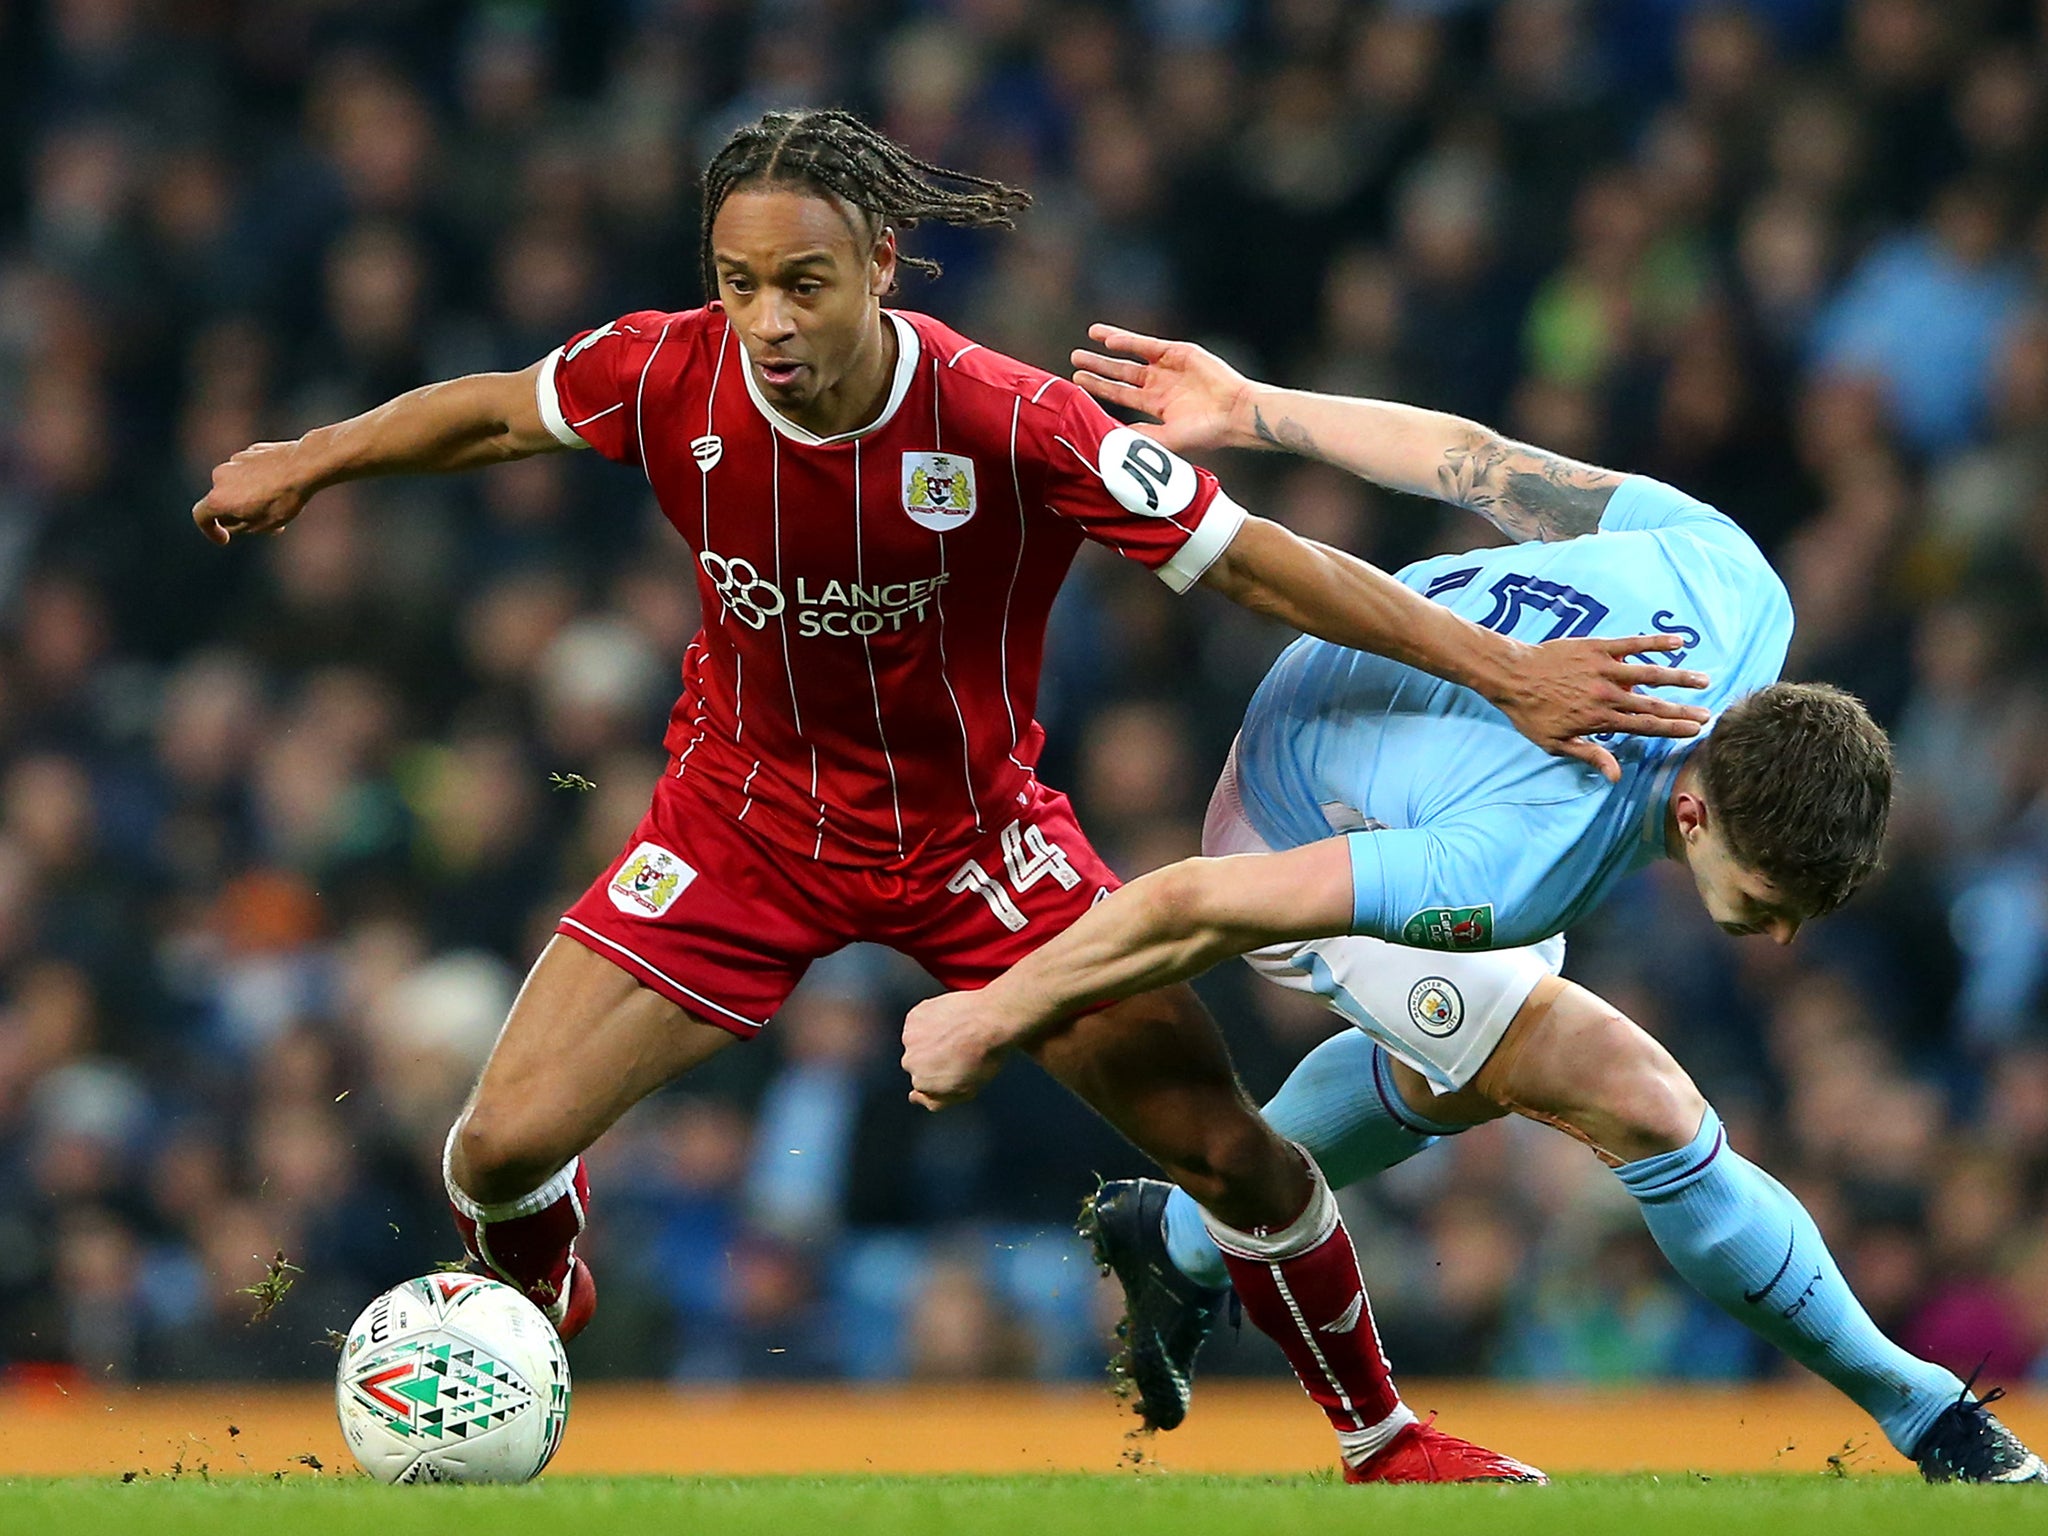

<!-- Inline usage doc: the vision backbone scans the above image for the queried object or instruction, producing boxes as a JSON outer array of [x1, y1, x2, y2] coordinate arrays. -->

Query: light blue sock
[[1618, 1105, 1966, 1457], [1163, 1032, 1462, 1289]]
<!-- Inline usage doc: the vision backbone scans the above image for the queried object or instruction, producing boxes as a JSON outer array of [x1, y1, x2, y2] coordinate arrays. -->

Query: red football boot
[[549, 1255, 598, 1342], [1343, 1414, 1549, 1484], [447, 1152, 599, 1341]]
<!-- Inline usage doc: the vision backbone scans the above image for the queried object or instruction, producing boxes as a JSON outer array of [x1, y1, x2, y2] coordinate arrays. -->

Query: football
[[335, 1273, 571, 1484]]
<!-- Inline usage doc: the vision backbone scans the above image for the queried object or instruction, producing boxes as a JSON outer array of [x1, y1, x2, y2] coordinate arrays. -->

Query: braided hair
[[699, 109, 1032, 296]]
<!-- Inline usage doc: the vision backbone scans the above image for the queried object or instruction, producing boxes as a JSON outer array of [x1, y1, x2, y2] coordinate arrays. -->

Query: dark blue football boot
[[1912, 1388, 2048, 1484], [1079, 1178, 1231, 1431]]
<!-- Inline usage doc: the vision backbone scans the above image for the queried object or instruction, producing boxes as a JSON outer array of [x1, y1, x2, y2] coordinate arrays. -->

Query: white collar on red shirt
[[738, 309, 921, 446]]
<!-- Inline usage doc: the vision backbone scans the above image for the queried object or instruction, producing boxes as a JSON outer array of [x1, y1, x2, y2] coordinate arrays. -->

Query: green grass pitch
[[5, 1473, 2043, 1536]]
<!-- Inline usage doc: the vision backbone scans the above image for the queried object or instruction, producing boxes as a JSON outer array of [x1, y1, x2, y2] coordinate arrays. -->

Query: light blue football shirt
[[1233, 476, 1793, 950]]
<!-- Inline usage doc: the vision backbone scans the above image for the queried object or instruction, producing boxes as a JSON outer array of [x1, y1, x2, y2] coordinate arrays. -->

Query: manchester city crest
[[1407, 976, 1465, 1038]]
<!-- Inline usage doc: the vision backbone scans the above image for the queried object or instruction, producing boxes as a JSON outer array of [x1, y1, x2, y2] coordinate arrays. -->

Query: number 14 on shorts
[[946, 821, 1082, 932]]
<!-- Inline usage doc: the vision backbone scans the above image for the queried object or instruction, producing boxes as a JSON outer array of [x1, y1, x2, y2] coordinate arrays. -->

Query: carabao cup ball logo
[[698, 551, 786, 629], [1407, 977, 1464, 1038]]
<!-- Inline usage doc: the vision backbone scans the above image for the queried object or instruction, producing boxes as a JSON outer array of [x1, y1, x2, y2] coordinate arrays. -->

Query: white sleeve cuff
[[1156, 492, 1249, 593], [535, 348, 591, 450]]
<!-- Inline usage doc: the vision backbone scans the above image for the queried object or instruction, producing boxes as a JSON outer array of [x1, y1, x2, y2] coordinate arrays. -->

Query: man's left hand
[[1494, 633, 1710, 782]]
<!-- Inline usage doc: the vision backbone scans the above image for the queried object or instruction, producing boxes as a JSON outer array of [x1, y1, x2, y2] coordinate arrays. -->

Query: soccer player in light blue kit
[[900, 326, 2046, 1484]]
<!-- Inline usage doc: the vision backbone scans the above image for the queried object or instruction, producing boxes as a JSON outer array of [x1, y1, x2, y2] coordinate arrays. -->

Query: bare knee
[[1609, 1044, 1707, 1157], [1125, 1089, 1304, 1230], [1478, 984, 1706, 1165], [1160, 1105, 1287, 1214], [1032, 988, 1305, 1225], [450, 1102, 580, 1207]]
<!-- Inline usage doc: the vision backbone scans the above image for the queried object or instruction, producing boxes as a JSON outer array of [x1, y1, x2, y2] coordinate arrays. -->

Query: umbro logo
[[1319, 1294, 1364, 1335]]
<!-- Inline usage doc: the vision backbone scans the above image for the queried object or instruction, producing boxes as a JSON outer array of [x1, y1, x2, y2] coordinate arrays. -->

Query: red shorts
[[557, 769, 1120, 1037]]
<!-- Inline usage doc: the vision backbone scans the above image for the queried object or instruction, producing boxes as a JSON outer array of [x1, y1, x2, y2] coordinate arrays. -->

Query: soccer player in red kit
[[193, 111, 1706, 1482]]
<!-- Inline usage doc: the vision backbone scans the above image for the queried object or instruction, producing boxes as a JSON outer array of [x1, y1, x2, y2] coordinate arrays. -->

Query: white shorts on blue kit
[[1202, 748, 1564, 1095]]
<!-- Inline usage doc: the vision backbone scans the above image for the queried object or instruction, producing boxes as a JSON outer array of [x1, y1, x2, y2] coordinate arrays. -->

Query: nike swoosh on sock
[[1743, 1227, 1798, 1306]]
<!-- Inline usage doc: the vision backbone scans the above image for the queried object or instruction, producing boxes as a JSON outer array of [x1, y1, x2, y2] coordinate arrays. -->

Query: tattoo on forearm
[[1252, 402, 1325, 462], [1436, 430, 1619, 542]]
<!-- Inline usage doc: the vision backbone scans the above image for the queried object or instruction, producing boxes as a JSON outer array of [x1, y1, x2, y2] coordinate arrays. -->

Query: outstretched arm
[[1198, 517, 1705, 779], [192, 361, 563, 544], [1251, 395, 1620, 544], [1072, 323, 1624, 543], [901, 842, 1355, 1108]]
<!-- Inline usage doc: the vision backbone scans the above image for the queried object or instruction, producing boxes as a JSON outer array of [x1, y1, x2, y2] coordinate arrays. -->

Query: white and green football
[[335, 1273, 571, 1484]]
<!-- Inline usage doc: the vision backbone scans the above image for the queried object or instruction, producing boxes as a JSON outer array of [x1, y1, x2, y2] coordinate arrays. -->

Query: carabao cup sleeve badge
[[1401, 903, 1495, 950]]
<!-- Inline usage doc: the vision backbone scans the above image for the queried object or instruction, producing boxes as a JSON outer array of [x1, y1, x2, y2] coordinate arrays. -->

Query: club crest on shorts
[[1408, 977, 1465, 1038], [902, 452, 977, 531], [608, 842, 696, 917]]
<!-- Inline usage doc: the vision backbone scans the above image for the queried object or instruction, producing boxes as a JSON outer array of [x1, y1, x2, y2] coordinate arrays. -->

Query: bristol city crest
[[902, 452, 977, 532], [607, 842, 697, 917]]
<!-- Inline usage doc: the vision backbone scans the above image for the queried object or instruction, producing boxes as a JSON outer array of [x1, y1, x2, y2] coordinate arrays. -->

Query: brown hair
[[1695, 682, 1893, 917]]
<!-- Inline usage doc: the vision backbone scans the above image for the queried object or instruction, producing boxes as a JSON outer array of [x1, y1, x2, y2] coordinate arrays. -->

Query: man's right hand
[[902, 988, 1019, 1110], [192, 439, 316, 545], [1071, 324, 1261, 456]]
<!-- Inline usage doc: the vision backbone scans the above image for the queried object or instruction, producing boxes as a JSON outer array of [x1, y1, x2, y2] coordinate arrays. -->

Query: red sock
[[1207, 1156, 1413, 1459], [444, 1140, 589, 1325]]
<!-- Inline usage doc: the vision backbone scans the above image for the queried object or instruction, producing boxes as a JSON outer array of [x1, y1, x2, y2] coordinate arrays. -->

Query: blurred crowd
[[3, 0, 2048, 1394]]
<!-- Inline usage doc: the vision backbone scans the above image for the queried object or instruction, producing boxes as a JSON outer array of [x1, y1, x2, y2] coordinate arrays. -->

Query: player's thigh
[[1247, 929, 1566, 1096], [454, 936, 737, 1194], [457, 775, 835, 1193], [1470, 978, 1707, 1164]]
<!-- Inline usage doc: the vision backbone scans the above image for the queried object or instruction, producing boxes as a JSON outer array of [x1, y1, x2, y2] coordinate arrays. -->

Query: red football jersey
[[537, 306, 1247, 864]]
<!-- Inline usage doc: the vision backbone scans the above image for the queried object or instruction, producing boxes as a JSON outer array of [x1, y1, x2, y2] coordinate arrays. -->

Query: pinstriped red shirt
[[538, 305, 1246, 865]]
